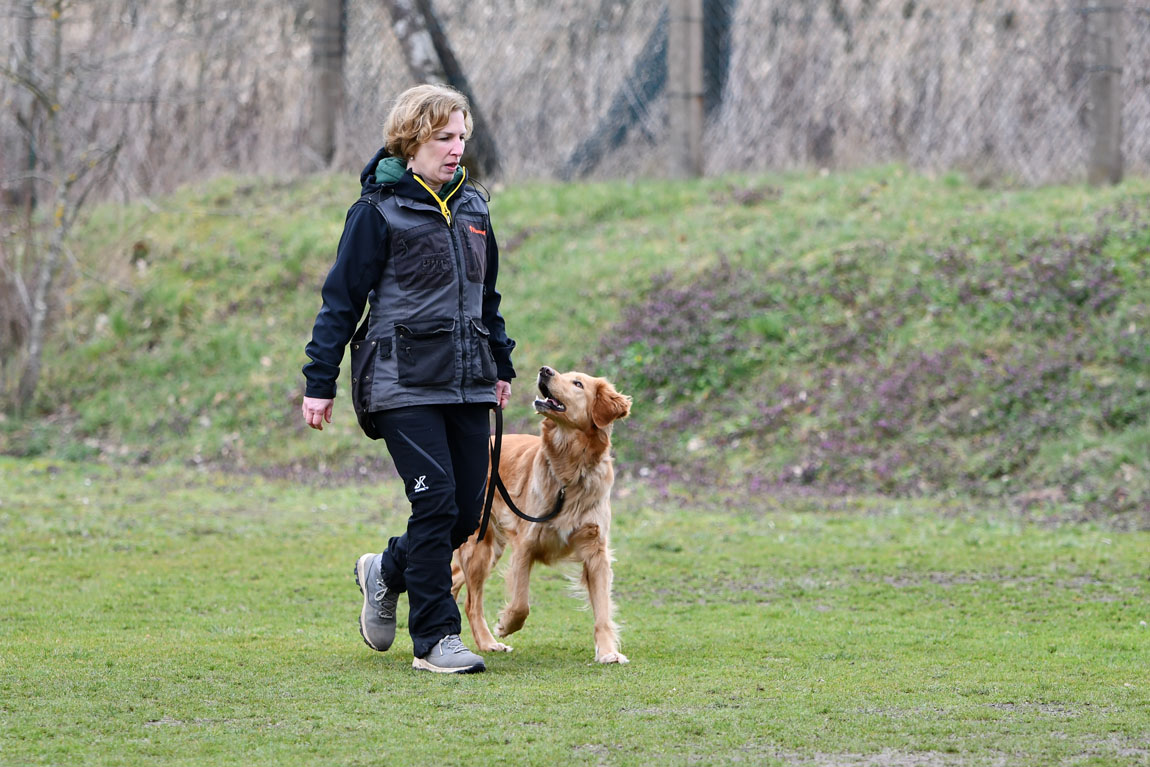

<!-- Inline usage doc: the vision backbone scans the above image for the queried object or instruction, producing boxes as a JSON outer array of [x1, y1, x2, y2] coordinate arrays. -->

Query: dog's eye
[[573, 380, 584, 389]]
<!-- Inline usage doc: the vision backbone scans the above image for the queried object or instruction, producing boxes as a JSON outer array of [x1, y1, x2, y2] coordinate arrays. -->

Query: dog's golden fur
[[451, 366, 632, 663]]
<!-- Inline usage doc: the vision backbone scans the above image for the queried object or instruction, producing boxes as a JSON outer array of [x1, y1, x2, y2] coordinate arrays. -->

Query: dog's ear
[[592, 382, 632, 429]]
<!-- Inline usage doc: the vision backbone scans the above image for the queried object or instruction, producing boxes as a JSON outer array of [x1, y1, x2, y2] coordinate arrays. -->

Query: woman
[[301, 84, 516, 674]]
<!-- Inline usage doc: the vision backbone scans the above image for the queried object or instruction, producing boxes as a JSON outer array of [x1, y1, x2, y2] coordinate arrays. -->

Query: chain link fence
[[378, 0, 1150, 185], [2, 1, 1149, 201], [705, 1, 1150, 184]]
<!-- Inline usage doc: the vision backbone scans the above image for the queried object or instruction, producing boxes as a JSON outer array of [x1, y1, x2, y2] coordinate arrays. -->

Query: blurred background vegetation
[[1, 167, 1146, 525], [1, 1, 1146, 527]]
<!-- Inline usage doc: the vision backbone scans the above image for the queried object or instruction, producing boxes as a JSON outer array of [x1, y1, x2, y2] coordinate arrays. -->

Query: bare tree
[[0, 0, 121, 412], [307, 0, 345, 168], [380, 0, 500, 178]]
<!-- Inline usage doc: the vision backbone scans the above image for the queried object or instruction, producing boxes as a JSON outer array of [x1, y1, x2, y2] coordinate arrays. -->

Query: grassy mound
[[593, 203, 1148, 521], [3, 167, 1146, 524]]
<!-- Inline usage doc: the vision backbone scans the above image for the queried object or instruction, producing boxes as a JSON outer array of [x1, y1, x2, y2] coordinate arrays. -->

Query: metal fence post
[[668, 0, 704, 178], [1087, 3, 1124, 185]]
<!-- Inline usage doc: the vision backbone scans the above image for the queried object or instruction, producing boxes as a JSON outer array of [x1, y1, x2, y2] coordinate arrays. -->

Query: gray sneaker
[[412, 634, 486, 674], [354, 553, 398, 652]]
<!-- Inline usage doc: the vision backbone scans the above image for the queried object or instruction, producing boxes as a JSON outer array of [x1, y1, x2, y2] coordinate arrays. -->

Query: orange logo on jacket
[[468, 224, 487, 236]]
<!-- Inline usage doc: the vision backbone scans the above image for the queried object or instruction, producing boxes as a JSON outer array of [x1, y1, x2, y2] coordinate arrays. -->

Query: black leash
[[477, 406, 566, 542]]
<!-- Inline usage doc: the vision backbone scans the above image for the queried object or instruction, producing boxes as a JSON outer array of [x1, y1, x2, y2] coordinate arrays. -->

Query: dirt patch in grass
[[746, 745, 1011, 766]]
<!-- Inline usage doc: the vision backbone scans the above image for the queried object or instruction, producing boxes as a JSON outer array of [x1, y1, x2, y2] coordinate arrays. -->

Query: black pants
[[370, 404, 490, 658]]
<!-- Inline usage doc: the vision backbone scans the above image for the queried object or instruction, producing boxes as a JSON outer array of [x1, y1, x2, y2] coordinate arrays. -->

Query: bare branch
[[0, 63, 55, 112], [0, 170, 57, 187], [63, 141, 123, 231]]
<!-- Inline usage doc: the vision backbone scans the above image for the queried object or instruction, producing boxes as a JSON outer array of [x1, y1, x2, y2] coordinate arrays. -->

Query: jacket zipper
[[412, 171, 472, 400], [411, 172, 464, 226], [450, 219, 471, 401]]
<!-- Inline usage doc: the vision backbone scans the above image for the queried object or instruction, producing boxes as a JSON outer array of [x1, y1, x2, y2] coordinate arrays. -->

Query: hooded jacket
[[302, 147, 516, 414]]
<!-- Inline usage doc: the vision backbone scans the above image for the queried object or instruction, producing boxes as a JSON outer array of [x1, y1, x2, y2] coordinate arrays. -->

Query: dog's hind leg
[[459, 537, 512, 653], [575, 524, 627, 664], [450, 553, 465, 600]]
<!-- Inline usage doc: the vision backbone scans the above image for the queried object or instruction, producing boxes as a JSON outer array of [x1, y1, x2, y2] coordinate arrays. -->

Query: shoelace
[[437, 635, 468, 655], [373, 580, 396, 619]]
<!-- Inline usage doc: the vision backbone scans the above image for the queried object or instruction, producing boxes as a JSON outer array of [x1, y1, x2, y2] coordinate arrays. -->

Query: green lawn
[[2, 457, 1146, 766]]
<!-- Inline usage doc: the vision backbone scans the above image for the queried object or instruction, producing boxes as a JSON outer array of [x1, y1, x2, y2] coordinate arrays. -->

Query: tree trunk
[[380, 0, 501, 178], [307, 0, 345, 168], [562, 0, 734, 180], [15, 208, 61, 406], [15, 0, 66, 409], [561, 7, 669, 180], [16, 0, 38, 209], [384, 0, 443, 82]]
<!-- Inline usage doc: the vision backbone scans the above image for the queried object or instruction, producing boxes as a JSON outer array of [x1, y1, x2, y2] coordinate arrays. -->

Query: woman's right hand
[[302, 396, 334, 430]]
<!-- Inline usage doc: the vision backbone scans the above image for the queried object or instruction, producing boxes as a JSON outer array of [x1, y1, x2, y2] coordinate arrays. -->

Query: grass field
[[2, 457, 1147, 766]]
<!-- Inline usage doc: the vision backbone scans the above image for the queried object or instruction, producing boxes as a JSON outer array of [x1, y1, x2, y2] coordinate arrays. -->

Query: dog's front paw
[[474, 635, 513, 652], [596, 651, 629, 664]]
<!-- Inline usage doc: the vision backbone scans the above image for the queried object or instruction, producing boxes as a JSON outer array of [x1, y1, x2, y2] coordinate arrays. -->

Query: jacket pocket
[[395, 317, 456, 387], [351, 336, 391, 438], [395, 223, 454, 291], [468, 317, 498, 384], [460, 216, 488, 284]]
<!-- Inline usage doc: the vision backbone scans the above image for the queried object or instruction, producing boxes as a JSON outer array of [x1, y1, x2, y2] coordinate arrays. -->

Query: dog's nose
[[539, 366, 555, 378]]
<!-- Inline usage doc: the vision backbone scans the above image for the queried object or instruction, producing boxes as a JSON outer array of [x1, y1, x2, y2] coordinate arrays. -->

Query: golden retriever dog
[[451, 365, 632, 663]]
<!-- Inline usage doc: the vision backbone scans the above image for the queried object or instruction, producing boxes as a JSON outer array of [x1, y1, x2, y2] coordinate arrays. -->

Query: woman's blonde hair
[[384, 84, 473, 160]]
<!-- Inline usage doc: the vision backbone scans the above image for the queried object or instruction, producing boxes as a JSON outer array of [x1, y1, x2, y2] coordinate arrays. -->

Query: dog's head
[[534, 366, 631, 432]]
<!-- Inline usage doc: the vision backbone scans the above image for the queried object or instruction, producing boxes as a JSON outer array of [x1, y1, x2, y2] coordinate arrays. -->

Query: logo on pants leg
[[412, 475, 429, 493]]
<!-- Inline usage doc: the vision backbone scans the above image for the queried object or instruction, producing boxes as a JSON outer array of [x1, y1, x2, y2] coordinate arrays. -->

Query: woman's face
[[408, 110, 467, 190]]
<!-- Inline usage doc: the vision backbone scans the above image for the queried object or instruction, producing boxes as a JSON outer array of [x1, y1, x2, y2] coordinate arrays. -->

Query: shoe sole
[[355, 554, 389, 652], [412, 657, 486, 674]]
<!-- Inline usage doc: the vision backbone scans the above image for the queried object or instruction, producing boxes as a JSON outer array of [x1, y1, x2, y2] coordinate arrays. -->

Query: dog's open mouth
[[534, 380, 566, 413]]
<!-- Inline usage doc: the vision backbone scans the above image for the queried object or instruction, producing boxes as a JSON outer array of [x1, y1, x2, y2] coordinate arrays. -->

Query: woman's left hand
[[495, 380, 511, 409]]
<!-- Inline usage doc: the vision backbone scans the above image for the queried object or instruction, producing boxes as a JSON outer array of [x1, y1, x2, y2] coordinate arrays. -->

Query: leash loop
[[477, 406, 566, 541]]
